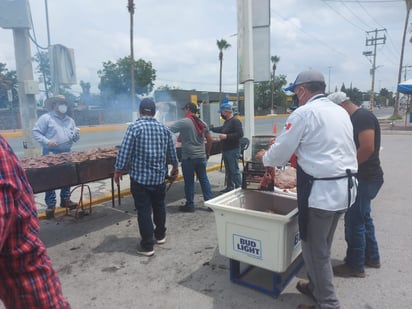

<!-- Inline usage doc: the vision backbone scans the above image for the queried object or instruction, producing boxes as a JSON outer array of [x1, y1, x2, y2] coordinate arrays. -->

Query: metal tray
[[76, 157, 117, 184], [25, 163, 78, 193]]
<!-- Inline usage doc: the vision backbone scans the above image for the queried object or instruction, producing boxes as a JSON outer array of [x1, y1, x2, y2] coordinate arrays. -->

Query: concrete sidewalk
[[23, 132, 412, 309]]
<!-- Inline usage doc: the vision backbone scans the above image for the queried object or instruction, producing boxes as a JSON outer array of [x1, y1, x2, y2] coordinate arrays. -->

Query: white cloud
[[0, 0, 411, 97]]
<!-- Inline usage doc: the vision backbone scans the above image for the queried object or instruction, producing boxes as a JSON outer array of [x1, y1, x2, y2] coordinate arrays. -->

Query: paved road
[[3, 106, 395, 158], [27, 131, 411, 309]]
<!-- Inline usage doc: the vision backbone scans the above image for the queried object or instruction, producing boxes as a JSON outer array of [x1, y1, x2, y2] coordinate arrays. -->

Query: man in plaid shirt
[[0, 135, 70, 308], [114, 98, 179, 257]]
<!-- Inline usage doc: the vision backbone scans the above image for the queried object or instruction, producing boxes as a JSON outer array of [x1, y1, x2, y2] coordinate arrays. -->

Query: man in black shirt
[[210, 100, 243, 193], [328, 92, 384, 278]]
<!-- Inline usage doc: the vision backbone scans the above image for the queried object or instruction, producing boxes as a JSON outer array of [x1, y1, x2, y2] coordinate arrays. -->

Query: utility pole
[[127, 0, 137, 121], [402, 65, 412, 80], [13, 28, 41, 157], [365, 28, 386, 112], [0, 0, 41, 157]]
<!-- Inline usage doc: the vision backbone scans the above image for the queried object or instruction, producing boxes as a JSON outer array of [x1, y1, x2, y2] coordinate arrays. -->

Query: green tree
[[376, 88, 394, 107], [0, 63, 18, 109], [345, 87, 363, 105], [98, 56, 156, 108], [33, 51, 52, 98], [254, 74, 288, 115], [216, 39, 231, 102]]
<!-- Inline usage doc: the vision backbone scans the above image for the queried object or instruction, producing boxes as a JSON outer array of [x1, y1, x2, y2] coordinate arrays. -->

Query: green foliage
[[254, 74, 288, 114], [33, 51, 52, 96], [0, 63, 18, 109], [216, 39, 231, 61], [97, 56, 156, 107]]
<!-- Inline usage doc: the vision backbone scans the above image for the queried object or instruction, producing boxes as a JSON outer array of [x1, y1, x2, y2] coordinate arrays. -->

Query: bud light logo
[[233, 234, 262, 259]]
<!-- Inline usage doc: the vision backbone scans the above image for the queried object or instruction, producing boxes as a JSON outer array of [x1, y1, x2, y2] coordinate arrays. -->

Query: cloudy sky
[[0, 0, 410, 97]]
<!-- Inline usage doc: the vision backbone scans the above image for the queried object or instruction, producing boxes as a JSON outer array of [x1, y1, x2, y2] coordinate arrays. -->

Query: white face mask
[[58, 104, 68, 114]]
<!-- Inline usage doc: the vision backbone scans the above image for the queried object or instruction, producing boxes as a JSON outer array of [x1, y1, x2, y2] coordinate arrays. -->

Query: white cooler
[[205, 188, 301, 273]]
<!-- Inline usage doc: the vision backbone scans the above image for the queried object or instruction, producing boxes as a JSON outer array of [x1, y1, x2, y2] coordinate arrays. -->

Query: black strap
[[312, 170, 356, 209]]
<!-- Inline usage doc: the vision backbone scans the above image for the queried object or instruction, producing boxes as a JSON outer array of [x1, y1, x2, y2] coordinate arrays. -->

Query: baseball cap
[[284, 70, 325, 92], [45, 95, 69, 110], [217, 102, 233, 113], [182, 102, 198, 113], [139, 98, 156, 115], [327, 91, 350, 105]]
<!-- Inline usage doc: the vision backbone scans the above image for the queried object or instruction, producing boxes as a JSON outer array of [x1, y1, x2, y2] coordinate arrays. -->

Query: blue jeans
[[181, 158, 213, 208], [344, 178, 383, 271], [130, 180, 166, 250], [222, 148, 242, 190], [43, 148, 71, 207]]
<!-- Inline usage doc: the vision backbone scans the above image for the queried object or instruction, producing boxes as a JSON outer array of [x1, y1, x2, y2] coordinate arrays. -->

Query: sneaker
[[365, 259, 381, 268], [156, 236, 167, 244], [136, 244, 154, 257], [333, 263, 365, 278], [179, 205, 195, 213], [60, 200, 78, 210]]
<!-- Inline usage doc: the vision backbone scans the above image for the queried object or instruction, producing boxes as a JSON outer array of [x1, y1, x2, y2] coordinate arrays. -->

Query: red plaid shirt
[[0, 136, 70, 309]]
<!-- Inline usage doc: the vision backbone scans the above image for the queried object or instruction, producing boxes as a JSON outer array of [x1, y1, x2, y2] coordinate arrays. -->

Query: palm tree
[[216, 39, 231, 102], [127, 0, 136, 111], [271, 55, 280, 112]]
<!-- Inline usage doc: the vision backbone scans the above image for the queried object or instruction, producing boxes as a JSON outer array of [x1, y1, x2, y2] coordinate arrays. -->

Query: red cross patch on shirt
[[285, 122, 292, 130]]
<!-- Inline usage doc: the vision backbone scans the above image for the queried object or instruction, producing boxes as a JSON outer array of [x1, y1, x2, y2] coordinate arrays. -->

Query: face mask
[[220, 112, 227, 120], [58, 104, 67, 114], [292, 94, 299, 105]]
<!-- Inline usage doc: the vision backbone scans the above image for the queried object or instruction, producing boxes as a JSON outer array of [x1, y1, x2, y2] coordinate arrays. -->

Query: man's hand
[[47, 140, 58, 148], [169, 165, 179, 181], [255, 149, 267, 162], [219, 134, 227, 140], [114, 171, 123, 185]]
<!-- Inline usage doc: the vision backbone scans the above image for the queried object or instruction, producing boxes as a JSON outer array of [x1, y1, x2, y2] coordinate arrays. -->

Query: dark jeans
[[181, 158, 213, 208], [130, 180, 166, 250], [43, 148, 71, 207], [222, 147, 242, 190], [344, 178, 383, 271]]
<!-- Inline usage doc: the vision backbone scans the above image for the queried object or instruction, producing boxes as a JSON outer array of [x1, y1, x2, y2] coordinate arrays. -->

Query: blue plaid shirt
[[115, 117, 179, 185]]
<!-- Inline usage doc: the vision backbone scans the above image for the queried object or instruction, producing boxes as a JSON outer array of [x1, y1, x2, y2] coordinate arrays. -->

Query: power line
[[320, 1, 367, 31]]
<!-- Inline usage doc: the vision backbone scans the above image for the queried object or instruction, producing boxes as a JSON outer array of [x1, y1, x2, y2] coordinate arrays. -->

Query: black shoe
[[136, 244, 154, 257], [155, 236, 167, 244], [333, 263, 365, 278], [365, 259, 381, 268], [207, 207, 214, 212], [179, 205, 195, 213], [219, 188, 232, 193], [60, 200, 78, 210]]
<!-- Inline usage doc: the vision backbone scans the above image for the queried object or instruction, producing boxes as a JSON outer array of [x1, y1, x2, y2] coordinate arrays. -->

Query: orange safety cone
[[273, 122, 278, 134]]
